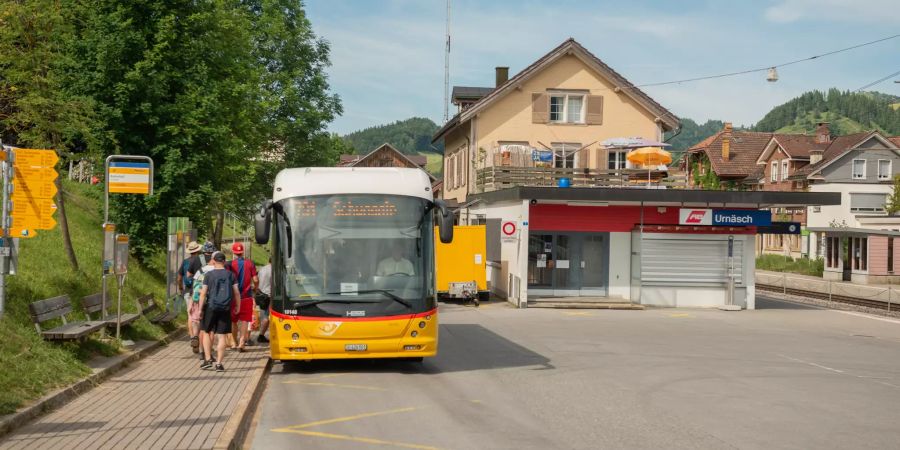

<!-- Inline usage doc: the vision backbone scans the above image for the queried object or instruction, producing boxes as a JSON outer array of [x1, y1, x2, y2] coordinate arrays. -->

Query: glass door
[[580, 234, 607, 296], [528, 234, 553, 289]]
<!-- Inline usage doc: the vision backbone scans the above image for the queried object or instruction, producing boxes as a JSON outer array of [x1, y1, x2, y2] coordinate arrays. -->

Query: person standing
[[254, 257, 272, 344], [177, 241, 203, 352], [198, 252, 241, 372], [227, 243, 258, 352]]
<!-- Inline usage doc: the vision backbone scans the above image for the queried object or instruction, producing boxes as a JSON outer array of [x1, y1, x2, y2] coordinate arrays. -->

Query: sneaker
[[257, 335, 269, 344], [200, 360, 213, 370], [215, 363, 225, 372]]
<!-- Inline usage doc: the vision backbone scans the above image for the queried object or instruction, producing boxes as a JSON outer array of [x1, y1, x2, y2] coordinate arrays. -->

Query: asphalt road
[[250, 296, 900, 449]]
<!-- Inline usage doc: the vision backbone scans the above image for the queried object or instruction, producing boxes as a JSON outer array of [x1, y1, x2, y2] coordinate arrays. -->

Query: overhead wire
[[854, 69, 900, 92], [620, 33, 900, 90]]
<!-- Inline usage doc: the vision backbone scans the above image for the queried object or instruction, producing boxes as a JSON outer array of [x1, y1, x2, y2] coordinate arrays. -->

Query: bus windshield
[[273, 194, 435, 317]]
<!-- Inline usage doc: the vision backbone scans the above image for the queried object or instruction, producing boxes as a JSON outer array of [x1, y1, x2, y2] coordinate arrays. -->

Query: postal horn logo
[[685, 210, 708, 224]]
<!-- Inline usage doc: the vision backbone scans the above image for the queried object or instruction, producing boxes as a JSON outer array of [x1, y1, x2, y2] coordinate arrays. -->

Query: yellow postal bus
[[254, 167, 453, 361]]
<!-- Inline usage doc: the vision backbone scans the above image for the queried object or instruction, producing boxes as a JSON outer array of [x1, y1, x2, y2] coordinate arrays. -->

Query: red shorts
[[232, 297, 253, 322]]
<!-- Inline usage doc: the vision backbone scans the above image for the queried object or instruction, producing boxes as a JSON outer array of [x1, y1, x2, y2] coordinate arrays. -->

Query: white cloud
[[764, 0, 900, 24]]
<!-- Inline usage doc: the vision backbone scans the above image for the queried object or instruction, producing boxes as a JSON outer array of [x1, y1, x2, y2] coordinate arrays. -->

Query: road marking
[[272, 406, 439, 449], [669, 313, 691, 318], [279, 406, 418, 430], [778, 354, 900, 389], [831, 310, 900, 325], [282, 373, 347, 383], [564, 312, 592, 316], [275, 429, 439, 450]]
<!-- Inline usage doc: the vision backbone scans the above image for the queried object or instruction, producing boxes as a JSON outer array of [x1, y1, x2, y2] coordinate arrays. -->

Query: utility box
[[435, 225, 489, 303]]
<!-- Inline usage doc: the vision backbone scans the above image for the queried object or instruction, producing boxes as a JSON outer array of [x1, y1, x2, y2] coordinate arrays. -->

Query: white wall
[[808, 183, 894, 259], [608, 232, 631, 299], [468, 200, 530, 307]]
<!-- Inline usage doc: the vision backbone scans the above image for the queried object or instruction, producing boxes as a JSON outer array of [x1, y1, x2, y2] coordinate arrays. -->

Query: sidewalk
[[0, 336, 269, 450]]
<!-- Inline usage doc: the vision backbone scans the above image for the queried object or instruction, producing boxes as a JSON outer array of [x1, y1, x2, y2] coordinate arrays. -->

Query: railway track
[[757, 284, 897, 311]]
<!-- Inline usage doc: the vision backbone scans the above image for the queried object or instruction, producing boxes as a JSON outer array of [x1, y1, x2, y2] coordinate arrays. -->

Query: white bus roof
[[273, 167, 434, 202]]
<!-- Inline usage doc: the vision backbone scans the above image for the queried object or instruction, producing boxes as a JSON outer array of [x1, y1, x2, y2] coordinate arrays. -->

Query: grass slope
[[424, 152, 443, 177], [0, 181, 169, 414]]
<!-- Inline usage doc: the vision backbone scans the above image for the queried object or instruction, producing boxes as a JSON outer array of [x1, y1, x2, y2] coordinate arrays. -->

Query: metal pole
[[443, 0, 451, 123], [0, 143, 9, 319], [889, 285, 892, 312], [783, 271, 787, 298], [828, 280, 832, 302]]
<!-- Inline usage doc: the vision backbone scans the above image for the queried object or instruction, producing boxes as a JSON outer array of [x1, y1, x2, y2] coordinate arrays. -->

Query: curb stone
[[215, 356, 272, 450], [0, 327, 186, 439]]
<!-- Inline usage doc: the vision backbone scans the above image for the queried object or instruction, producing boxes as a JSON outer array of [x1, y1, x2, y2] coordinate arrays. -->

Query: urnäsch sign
[[678, 208, 771, 227]]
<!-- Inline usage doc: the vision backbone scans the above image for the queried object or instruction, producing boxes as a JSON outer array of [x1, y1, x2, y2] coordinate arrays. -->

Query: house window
[[849, 192, 888, 214], [878, 160, 892, 180], [549, 93, 585, 124], [552, 142, 580, 169], [770, 161, 778, 182], [781, 160, 789, 181], [608, 150, 627, 170], [852, 159, 866, 180]]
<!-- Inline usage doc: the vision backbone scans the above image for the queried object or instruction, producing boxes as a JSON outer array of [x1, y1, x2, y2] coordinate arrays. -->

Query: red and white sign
[[679, 208, 712, 225], [501, 221, 517, 242]]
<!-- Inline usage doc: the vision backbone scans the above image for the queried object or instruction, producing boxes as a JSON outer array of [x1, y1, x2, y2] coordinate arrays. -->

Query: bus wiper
[[298, 298, 383, 308], [325, 289, 413, 309]]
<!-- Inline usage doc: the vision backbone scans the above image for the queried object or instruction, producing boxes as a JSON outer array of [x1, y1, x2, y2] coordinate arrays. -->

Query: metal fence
[[756, 270, 899, 311]]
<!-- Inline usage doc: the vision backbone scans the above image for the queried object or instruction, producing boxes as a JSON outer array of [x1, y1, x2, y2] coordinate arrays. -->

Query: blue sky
[[305, 0, 900, 135]]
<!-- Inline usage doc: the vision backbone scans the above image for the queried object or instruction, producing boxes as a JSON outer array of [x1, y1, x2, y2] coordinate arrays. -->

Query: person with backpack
[[177, 241, 203, 352], [191, 256, 215, 359], [227, 243, 258, 352], [198, 251, 242, 372], [254, 257, 272, 344]]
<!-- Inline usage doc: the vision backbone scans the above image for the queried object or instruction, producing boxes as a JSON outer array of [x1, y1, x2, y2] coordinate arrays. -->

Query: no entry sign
[[501, 221, 517, 242]]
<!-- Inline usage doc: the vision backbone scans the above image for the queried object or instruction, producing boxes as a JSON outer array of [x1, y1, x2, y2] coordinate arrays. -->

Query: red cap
[[232, 242, 244, 255]]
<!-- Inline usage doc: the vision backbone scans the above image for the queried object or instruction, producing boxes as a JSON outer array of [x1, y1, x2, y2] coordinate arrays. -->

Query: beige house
[[433, 38, 680, 204]]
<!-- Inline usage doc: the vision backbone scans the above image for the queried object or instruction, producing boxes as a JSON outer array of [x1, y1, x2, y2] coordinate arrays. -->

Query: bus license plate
[[345, 344, 367, 352]]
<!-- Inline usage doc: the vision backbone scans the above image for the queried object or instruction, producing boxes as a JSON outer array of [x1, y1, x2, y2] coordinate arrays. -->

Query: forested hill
[[665, 118, 726, 151], [342, 117, 443, 155], [752, 89, 900, 135]]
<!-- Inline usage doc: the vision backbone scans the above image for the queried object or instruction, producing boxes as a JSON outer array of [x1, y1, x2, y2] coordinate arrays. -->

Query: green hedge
[[756, 254, 824, 277]]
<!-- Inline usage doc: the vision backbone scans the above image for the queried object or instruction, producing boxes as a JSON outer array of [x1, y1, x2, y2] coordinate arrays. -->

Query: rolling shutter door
[[641, 236, 743, 287]]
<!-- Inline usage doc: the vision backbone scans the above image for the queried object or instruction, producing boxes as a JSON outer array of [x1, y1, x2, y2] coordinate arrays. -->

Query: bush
[[756, 254, 824, 277]]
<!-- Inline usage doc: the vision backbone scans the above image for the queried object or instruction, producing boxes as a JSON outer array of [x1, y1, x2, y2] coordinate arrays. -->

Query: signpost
[[102, 155, 153, 339], [0, 145, 60, 318]]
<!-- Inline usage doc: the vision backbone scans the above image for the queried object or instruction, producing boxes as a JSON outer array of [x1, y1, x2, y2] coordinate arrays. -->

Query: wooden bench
[[138, 293, 176, 324], [29, 295, 106, 341], [81, 293, 140, 329]]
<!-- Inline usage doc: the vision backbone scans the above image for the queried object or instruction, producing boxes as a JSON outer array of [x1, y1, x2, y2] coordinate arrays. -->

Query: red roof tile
[[772, 134, 827, 158], [690, 131, 773, 178], [790, 131, 873, 178]]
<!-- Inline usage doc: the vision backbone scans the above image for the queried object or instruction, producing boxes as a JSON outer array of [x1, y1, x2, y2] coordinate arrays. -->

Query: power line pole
[[443, 0, 451, 123]]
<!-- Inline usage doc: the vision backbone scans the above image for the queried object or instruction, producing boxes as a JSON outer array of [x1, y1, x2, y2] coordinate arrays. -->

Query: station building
[[467, 188, 837, 309]]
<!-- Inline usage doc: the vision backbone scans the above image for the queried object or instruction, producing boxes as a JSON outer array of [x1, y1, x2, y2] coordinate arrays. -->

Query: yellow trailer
[[434, 225, 489, 305]]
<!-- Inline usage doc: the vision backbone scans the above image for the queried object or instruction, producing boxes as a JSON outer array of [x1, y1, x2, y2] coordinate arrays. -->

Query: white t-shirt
[[258, 264, 272, 296]]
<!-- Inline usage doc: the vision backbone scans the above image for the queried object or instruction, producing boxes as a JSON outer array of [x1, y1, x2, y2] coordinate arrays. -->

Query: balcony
[[475, 166, 687, 192]]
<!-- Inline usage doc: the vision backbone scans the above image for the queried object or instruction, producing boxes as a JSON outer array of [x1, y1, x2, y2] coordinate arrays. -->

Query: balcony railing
[[475, 166, 688, 192]]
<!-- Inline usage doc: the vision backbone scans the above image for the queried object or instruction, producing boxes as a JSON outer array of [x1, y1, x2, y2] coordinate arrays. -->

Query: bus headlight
[[283, 324, 291, 331], [291, 333, 300, 341], [418, 321, 426, 329], [411, 330, 418, 337]]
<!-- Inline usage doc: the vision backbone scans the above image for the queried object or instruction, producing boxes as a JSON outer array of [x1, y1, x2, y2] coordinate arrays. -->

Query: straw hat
[[186, 241, 201, 254]]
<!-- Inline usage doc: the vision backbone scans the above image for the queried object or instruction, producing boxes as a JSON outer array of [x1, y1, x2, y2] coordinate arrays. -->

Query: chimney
[[810, 149, 824, 165], [495, 66, 509, 87], [815, 122, 831, 144], [722, 122, 733, 161]]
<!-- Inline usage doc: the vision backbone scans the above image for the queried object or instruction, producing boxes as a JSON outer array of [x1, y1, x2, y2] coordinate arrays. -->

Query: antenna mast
[[443, 0, 451, 123]]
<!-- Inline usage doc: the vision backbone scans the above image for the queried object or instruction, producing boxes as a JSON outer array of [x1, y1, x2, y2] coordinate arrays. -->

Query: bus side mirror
[[255, 200, 272, 245], [435, 200, 454, 244]]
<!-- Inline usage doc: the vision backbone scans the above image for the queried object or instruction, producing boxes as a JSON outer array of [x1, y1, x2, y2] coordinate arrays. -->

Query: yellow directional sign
[[13, 148, 59, 168], [9, 227, 38, 239], [12, 166, 58, 199], [12, 198, 57, 230]]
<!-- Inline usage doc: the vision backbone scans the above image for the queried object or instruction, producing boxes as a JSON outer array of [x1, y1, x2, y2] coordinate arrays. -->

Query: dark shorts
[[201, 308, 232, 334]]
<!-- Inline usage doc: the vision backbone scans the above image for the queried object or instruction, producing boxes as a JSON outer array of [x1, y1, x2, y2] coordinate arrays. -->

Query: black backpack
[[209, 273, 232, 311]]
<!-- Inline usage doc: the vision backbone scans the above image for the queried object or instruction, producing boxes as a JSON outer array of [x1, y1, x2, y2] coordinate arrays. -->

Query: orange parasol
[[626, 147, 672, 187]]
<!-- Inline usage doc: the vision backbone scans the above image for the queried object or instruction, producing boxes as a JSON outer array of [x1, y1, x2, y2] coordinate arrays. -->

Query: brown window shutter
[[532, 93, 549, 124], [597, 148, 608, 169], [586, 95, 603, 125]]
